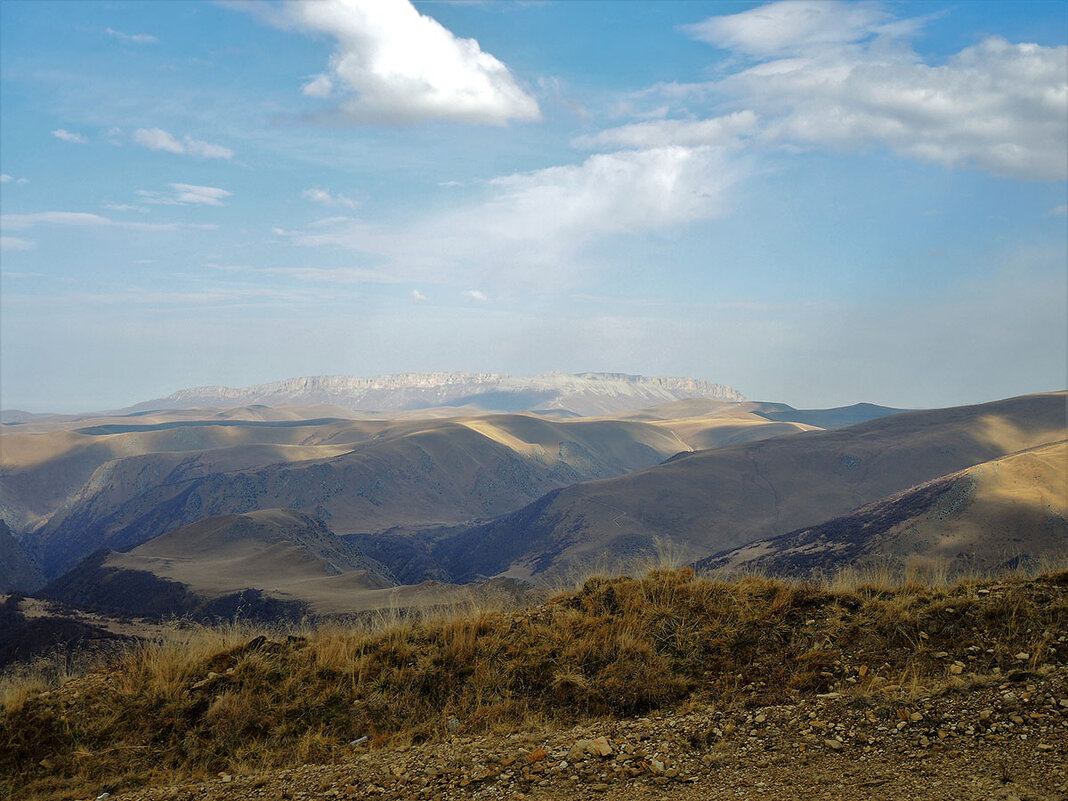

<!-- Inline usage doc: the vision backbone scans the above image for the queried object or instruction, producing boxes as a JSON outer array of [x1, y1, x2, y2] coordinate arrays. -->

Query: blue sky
[[1, 0, 1065, 412]]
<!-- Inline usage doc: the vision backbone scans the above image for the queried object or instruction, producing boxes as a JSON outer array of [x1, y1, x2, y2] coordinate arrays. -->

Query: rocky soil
[[101, 665, 1068, 801]]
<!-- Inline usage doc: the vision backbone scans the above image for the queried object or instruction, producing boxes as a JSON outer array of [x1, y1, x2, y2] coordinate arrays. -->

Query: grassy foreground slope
[[2, 567, 1066, 800]]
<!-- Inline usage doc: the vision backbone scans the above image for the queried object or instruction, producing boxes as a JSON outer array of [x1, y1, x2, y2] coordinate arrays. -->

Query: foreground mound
[[2, 569, 1066, 800]]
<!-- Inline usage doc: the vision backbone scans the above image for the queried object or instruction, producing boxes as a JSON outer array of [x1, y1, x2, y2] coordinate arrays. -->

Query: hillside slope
[[700, 439, 1068, 576], [4, 569, 1066, 801], [0, 521, 44, 594], [42, 509, 407, 618], [408, 392, 1066, 582]]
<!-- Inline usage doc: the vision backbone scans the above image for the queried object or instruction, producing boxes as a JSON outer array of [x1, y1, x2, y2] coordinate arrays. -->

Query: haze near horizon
[[1, 0, 1065, 413]]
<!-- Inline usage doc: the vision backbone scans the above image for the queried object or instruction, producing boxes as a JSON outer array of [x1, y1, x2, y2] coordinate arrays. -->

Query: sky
[[1, 0, 1066, 413]]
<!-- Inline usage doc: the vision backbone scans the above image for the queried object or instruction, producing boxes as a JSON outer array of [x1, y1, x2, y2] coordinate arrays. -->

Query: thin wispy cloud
[[276, 145, 749, 290], [102, 202, 149, 214], [573, 111, 757, 150], [464, 289, 488, 302], [131, 128, 233, 160], [302, 188, 359, 209], [52, 129, 88, 144], [411, 289, 428, 301], [0, 211, 217, 232], [0, 174, 29, 185], [0, 236, 35, 251], [105, 27, 159, 44], [207, 262, 397, 284], [136, 183, 231, 206]]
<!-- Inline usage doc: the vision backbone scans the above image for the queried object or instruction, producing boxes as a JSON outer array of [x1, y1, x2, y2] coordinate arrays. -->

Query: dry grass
[[2, 567, 1066, 800]]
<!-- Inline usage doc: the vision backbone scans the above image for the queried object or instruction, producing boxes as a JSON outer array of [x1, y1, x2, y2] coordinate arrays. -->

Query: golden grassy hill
[[8, 404, 822, 578], [704, 439, 1067, 576], [420, 393, 1066, 582]]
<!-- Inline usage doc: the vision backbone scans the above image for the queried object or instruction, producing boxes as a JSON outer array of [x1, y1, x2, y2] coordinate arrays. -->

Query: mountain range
[[1, 377, 1063, 619]]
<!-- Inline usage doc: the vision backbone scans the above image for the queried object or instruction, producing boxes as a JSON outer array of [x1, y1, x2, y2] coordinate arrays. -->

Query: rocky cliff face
[[128, 372, 744, 416]]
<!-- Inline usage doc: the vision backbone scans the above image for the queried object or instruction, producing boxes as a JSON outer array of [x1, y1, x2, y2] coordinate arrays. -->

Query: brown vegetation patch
[[2, 568, 1066, 799]]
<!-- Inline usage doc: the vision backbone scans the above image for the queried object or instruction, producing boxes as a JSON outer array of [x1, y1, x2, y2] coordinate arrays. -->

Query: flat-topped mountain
[[125, 372, 744, 416]]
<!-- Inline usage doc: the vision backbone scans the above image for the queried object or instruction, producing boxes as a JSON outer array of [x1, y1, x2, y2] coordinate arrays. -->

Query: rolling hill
[[384, 392, 1066, 583], [42, 509, 400, 618], [699, 439, 1068, 576], [11, 400, 854, 579]]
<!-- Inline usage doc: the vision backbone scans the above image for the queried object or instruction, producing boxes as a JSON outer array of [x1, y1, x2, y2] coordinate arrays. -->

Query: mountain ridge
[[125, 372, 745, 416]]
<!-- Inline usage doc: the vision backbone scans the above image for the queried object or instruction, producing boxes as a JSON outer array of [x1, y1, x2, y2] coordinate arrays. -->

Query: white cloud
[[52, 129, 88, 144], [136, 183, 231, 206], [574, 111, 758, 150], [411, 289, 428, 301], [1050, 205, 1068, 216], [172, 184, 230, 206], [0, 211, 216, 232], [276, 145, 748, 289], [247, 0, 540, 125], [131, 128, 233, 159], [132, 127, 183, 153], [464, 289, 488, 302], [105, 27, 158, 44], [302, 188, 359, 209], [671, 2, 1068, 181], [0, 174, 29, 184], [302, 74, 334, 98], [0, 236, 35, 251], [682, 1, 909, 57], [102, 202, 148, 213], [207, 262, 396, 284]]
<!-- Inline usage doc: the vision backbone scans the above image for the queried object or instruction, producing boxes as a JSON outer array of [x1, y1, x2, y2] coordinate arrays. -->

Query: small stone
[[567, 740, 590, 762], [754, 714, 766, 724], [1015, 653, 1031, 661], [824, 739, 843, 751], [932, 652, 948, 659], [587, 736, 614, 757], [527, 748, 547, 762], [590, 784, 610, 792], [646, 759, 665, 775], [949, 664, 964, 675], [979, 709, 993, 721], [910, 712, 923, 722], [446, 717, 461, 734], [220, 774, 232, 783], [1038, 744, 1055, 751]]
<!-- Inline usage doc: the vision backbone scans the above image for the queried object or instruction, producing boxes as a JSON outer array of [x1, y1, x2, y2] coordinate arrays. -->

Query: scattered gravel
[[111, 664, 1068, 801]]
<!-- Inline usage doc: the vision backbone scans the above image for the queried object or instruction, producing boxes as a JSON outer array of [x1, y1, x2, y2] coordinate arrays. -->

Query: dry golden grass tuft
[[2, 566, 1066, 800]]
